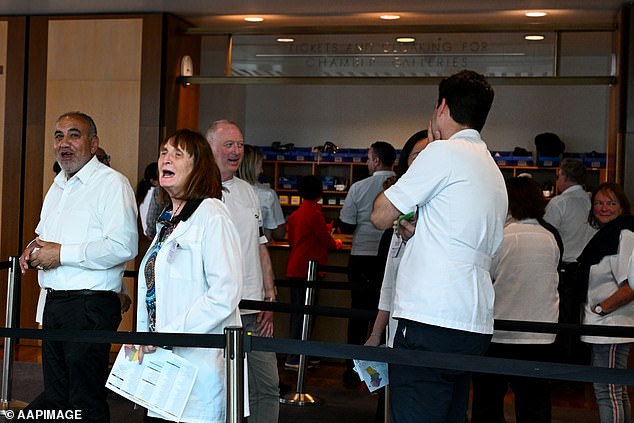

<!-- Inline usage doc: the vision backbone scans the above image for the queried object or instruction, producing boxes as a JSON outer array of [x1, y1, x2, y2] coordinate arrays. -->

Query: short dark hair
[[370, 141, 396, 167], [298, 175, 323, 201], [57, 111, 98, 139], [506, 176, 546, 220], [396, 130, 428, 177], [559, 159, 586, 185], [157, 129, 222, 204], [588, 182, 631, 229], [437, 69, 494, 132]]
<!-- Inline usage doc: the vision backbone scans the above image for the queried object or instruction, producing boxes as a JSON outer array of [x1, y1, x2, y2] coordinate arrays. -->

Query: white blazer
[[137, 198, 243, 423]]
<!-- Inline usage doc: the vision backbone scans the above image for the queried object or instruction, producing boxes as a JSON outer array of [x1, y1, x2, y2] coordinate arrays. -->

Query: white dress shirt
[[35, 155, 138, 292]]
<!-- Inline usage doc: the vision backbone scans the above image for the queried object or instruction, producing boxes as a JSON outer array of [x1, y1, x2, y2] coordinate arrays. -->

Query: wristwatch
[[594, 304, 607, 316]]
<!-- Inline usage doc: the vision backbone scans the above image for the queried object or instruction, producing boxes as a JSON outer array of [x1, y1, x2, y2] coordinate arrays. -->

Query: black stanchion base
[[279, 392, 323, 406]]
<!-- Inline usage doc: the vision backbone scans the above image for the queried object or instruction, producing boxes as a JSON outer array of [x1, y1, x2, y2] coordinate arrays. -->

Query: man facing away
[[338, 140, 396, 386], [206, 120, 280, 423], [544, 158, 597, 364], [371, 70, 508, 423], [19, 111, 138, 422]]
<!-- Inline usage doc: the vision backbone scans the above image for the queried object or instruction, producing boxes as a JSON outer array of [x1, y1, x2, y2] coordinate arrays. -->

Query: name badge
[[390, 237, 403, 258]]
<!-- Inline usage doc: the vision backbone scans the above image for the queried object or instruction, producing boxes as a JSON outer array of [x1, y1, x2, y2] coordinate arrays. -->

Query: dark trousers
[[346, 255, 381, 371], [346, 255, 381, 339], [32, 293, 121, 423], [554, 262, 590, 365], [471, 343, 554, 423], [390, 319, 491, 423]]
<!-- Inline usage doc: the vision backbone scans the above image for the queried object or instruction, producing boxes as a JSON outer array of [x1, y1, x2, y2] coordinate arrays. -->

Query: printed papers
[[353, 359, 389, 392], [106, 346, 197, 421]]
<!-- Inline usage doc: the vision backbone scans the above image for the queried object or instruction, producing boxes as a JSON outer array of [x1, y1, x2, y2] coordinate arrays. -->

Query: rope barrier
[[241, 299, 634, 338], [2, 326, 634, 386], [4, 257, 634, 416]]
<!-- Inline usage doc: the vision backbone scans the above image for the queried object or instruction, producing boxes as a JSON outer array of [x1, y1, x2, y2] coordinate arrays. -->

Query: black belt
[[46, 289, 118, 299]]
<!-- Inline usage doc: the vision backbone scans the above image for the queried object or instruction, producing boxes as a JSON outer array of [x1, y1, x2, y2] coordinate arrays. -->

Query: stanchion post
[[225, 326, 244, 423], [1, 256, 27, 414], [280, 260, 323, 406]]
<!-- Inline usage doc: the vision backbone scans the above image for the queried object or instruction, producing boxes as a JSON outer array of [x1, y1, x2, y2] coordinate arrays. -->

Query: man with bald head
[[207, 120, 280, 423], [19, 111, 138, 421]]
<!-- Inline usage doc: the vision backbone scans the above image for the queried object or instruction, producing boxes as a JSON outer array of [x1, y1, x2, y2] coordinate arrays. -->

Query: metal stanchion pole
[[280, 260, 323, 406], [225, 326, 244, 423], [1, 256, 28, 415], [384, 327, 390, 423]]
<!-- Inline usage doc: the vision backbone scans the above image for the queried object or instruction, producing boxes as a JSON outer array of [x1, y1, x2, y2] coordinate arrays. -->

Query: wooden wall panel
[[0, 17, 27, 329], [19, 16, 49, 333], [44, 19, 143, 193], [0, 21, 6, 246]]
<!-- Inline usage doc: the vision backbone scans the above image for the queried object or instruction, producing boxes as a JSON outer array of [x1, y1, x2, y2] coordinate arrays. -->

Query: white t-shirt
[[222, 177, 267, 306], [384, 129, 507, 334], [490, 219, 560, 344]]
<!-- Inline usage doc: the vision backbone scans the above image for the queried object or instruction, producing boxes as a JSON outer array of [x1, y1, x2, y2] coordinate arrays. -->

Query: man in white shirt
[[371, 70, 507, 423], [338, 141, 396, 386], [544, 158, 596, 364], [19, 112, 138, 421], [207, 120, 280, 423]]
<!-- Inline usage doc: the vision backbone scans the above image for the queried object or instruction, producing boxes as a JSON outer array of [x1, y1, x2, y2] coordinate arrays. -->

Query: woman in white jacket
[[137, 129, 243, 423]]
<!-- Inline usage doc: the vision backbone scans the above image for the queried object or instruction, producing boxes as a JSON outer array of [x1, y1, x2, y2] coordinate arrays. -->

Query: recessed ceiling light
[[244, 17, 264, 22], [380, 14, 401, 20], [276, 37, 295, 43], [396, 37, 416, 43], [525, 12, 547, 18], [525, 34, 545, 41]]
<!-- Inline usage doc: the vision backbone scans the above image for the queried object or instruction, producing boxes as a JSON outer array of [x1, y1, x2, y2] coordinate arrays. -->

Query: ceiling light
[[276, 37, 295, 43], [244, 17, 264, 22], [380, 14, 400, 20], [525, 34, 545, 41], [396, 37, 416, 43], [525, 12, 547, 18]]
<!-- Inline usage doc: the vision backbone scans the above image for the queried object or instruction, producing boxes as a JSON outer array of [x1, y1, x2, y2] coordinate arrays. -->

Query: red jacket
[[285, 200, 338, 279]]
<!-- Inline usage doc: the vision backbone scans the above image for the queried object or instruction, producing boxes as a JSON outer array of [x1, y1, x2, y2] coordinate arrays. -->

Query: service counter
[[268, 234, 352, 345]]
